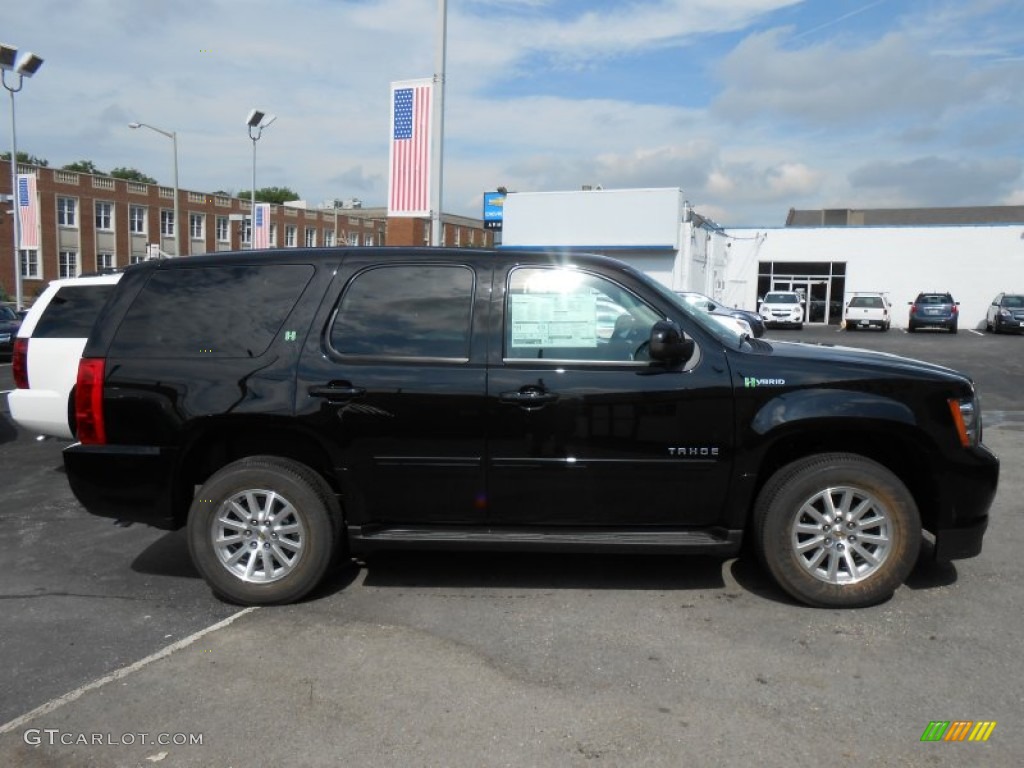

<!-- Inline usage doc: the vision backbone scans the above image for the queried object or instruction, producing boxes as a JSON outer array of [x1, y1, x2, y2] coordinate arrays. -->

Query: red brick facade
[[1, 161, 492, 305]]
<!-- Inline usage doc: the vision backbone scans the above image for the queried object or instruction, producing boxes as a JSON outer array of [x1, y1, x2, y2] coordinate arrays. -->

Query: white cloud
[[5, 0, 1023, 226]]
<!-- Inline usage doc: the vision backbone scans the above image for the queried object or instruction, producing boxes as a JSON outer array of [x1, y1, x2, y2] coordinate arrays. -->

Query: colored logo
[[744, 376, 786, 388], [920, 721, 996, 742]]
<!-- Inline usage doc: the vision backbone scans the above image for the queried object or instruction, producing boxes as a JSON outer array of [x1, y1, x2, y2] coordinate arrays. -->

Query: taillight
[[75, 358, 107, 445], [910, 304, 918, 314], [951, 305, 959, 316], [12, 338, 28, 389]]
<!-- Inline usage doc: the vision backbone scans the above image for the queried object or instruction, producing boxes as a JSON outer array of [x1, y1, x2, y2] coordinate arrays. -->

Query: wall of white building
[[724, 225, 1024, 329], [499, 186, 1024, 330]]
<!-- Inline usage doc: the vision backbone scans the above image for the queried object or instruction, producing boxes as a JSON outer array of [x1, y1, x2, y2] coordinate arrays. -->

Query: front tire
[[188, 456, 340, 605], [754, 454, 920, 608]]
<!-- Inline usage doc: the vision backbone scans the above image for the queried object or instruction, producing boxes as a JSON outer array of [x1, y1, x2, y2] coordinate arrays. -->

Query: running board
[[347, 525, 743, 555]]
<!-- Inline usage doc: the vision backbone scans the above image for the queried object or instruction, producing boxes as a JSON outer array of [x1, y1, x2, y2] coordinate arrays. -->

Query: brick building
[[1, 160, 493, 305]]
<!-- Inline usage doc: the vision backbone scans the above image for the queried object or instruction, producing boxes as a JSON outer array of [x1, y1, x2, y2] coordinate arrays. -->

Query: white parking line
[[967, 329, 984, 336], [0, 607, 258, 735]]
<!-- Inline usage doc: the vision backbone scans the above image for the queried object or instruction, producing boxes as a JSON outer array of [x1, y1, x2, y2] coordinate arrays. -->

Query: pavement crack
[[0, 591, 153, 601]]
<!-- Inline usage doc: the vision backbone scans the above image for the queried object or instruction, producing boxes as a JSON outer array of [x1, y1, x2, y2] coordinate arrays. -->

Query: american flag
[[17, 174, 40, 249], [388, 79, 432, 217], [252, 203, 271, 249]]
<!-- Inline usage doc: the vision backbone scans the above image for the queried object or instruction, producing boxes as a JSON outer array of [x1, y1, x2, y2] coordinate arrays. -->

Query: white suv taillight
[[12, 338, 28, 389], [75, 357, 107, 445]]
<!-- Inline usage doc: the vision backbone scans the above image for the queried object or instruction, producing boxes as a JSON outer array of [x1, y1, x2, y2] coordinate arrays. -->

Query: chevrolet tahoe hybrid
[[63, 248, 999, 608]]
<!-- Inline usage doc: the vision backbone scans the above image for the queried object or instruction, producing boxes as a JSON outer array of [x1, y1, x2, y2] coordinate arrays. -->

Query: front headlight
[[948, 396, 981, 447]]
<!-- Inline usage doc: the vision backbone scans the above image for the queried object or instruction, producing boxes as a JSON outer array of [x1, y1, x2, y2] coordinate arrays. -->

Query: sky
[[4, 0, 1024, 227]]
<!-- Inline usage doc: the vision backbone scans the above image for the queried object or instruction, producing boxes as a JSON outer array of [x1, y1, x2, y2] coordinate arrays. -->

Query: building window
[[97, 252, 114, 271], [59, 251, 79, 279], [305, 227, 316, 247], [348, 232, 359, 246], [129, 253, 146, 265], [364, 234, 374, 246], [324, 229, 334, 247], [160, 210, 175, 236], [270, 223, 278, 246], [129, 205, 147, 234], [285, 226, 297, 247], [20, 250, 40, 279], [242, 220, 251, 244], [190, 213, 204, 239], [454, 228, 461, 247], [57, 197, 77, 227], [216, 216, 229, 242], [95, 201, 113, 231]]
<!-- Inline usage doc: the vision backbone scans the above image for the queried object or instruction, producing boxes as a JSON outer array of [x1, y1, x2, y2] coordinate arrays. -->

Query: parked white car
[[758, 291, 805, 329], [8, 273, 122, 439], [844, 292, 892, 331]]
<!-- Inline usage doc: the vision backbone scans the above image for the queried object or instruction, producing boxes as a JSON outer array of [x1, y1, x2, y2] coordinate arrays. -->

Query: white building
[[501, 187, 1024, 330]]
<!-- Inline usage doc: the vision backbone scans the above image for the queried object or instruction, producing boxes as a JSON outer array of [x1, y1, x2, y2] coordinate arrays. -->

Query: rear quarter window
[[32, 285, 117, 338], [109, 264, 314, 358]]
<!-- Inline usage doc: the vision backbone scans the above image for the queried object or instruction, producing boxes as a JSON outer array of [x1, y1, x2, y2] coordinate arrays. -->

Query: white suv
[[8, 273, 122, 438], [758, 291, 805, 329]]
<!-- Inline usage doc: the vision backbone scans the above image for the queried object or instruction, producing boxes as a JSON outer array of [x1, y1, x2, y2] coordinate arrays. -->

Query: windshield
[[764, 293, 800, 304]]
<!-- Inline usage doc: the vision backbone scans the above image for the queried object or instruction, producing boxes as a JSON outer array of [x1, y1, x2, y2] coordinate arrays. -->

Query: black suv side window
[[33, 285, 117, 338], [505, 267, 661, 362], [110, 264, 314, 358], [329, 264, 475, 360]]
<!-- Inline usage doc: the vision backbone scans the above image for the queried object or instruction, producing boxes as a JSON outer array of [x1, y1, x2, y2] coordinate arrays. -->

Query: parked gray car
[[985, 293, 1024, 334]]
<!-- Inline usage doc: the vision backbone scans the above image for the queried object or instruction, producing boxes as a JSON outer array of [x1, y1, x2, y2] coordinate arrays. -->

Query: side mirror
[[649, 320, 694, 363]]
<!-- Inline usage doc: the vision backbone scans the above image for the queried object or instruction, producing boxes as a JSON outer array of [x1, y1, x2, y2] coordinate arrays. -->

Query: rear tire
[[754, 454, 920, 608], [188, 456, 341, 605]]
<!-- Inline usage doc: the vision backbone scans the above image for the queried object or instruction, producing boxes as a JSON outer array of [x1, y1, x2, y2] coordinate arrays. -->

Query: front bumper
[[994, 315, 1024, 333], [928, 443, 999, 561], [64, 443, 183, 529]]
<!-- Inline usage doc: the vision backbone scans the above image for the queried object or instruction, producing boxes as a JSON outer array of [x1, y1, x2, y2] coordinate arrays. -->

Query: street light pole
[[1, 44, 44, 311], [128, 121, 179, 257], [246, 109, 276, 249]]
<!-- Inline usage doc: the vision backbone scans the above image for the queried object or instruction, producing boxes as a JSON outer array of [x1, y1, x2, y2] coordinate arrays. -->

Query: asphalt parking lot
[[1, 325, 1022, 767]]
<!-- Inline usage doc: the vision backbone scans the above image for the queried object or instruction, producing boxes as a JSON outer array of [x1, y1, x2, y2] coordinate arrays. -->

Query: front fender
[[751, 388, 915, 435]]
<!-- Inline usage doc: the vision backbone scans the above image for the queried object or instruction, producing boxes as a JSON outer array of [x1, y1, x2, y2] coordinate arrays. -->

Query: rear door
[[295, 252, 490, 526], [485, 261, 735, 527]]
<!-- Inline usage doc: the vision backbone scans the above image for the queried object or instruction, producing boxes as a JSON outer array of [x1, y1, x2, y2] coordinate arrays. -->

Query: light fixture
[[128, 121, 180, 257], [246, 109, 277, 248], [2, 42, 45, 310]]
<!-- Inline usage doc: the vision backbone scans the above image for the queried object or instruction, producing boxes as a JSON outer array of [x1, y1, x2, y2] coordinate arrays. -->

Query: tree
[[109, 167, 158, 184], [239, 186, 301, 205], [62, 160, 105, 175], [0, 151, 49, 167]]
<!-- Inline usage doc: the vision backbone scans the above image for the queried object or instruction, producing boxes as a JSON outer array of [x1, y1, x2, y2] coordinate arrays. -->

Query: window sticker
[[510, 293, 598, 348]]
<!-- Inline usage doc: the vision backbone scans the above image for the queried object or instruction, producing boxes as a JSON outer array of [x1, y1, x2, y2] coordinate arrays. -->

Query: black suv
[[65, 249, 999, 608]]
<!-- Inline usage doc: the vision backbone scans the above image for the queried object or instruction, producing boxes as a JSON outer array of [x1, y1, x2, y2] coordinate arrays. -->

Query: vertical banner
[[388, 78, 433, 217], [252, 203, 271, 249], [17, 173, 40, 249]]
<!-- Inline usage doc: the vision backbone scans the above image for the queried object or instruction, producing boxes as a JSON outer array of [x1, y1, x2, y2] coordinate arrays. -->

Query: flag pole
[[430, 0, 447, 246]]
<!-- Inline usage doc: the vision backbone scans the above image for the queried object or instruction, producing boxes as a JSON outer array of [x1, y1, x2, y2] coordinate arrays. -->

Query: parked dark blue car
[[908, 292, 958, 333]]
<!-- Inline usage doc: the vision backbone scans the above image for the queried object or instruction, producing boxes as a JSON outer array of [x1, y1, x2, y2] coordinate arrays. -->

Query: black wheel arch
[[170, 417, 343, 528], [734, 420, 944, 539]]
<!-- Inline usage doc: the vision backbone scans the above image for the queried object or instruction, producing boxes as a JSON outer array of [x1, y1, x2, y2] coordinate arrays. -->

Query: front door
[[485, 264, 735, 527]]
